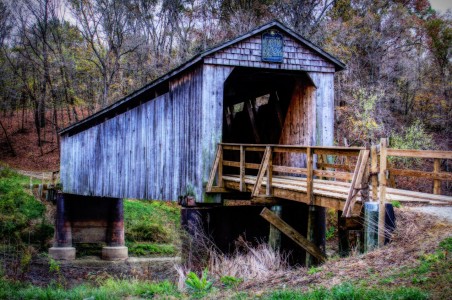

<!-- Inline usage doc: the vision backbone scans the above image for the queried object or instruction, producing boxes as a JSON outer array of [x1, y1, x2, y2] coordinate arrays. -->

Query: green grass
[[124, 199, 180, 256], [0, 165, 53, 248], [265, 282, 428, 300], [0, 277, 180, 300], [127, 242, 175, 256]]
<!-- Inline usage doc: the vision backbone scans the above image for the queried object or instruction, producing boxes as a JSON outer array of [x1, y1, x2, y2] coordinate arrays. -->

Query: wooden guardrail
[[206, 143, 365, 201], [206, 140, 452, 250]]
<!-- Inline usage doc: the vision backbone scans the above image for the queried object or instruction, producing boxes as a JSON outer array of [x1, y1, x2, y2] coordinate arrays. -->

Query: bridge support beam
[[49, 192, 76, 260], [102, 198, 128, 261], [305, 205, 326, 266]]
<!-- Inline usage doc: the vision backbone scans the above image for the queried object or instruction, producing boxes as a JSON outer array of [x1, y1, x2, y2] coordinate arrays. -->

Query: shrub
[[390, 120, 436, 167]]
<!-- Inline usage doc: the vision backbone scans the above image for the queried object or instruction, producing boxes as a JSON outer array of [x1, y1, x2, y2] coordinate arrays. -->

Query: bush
[[390, 121, 436, 167]]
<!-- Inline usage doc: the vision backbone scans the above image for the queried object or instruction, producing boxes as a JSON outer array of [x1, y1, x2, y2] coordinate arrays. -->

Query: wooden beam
[[371, 145, 378, 201], [342, 149, 369, 217], [206, 145, 222, 192], [386, 149, 452, 159], [433, 158, 441, 194], [240, 145, 245, 192], [378, 138, 388, 247], [307, 147, 314, 205], [387, 168, 452, 181], [252, 147, 271, 196], [266, 146, 273, 196], [260, 208, 327, 263], [246, 99, 260, 143]]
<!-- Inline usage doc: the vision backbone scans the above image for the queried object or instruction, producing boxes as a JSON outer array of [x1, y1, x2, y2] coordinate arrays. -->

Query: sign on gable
[[261, 30, 284, 63]]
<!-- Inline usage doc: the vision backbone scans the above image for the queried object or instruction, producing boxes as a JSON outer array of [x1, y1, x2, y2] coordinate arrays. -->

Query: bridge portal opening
[[222, 67, 316, 168]]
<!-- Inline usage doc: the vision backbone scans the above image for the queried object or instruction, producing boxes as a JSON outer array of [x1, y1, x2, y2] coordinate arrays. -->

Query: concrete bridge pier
[[49, 192, 76, 260], [102, 198, 128, 261], [49, 194, 128, 261]]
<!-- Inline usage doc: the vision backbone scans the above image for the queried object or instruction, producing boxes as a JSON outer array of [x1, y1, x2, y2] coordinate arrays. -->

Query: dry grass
[[208, 237, 289, 281], [235, 207, 452, 293], [175, 207, 451, 298]]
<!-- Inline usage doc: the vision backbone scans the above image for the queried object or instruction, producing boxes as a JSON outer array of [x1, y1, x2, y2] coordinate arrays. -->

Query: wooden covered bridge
[[50, 20, 452, 262]]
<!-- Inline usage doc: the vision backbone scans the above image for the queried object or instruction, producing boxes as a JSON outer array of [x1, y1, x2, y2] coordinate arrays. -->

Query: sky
[[430, 0, 452, 13]]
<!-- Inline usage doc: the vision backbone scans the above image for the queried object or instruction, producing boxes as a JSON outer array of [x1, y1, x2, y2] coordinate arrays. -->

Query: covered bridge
[[51, 20, 345, 261]]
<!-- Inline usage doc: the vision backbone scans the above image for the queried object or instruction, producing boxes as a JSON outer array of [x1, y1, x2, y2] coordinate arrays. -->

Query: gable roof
[[60, 20, 345, 136]]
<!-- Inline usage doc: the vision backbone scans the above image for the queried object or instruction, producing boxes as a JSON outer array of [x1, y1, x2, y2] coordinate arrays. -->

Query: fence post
[[378, 138, 387, 247], [371, 145, 378, 201], [240, 145, 245, 192], [307, 147, 314, 205], [266, 146, 273, 196], [433, 158, 441, 195]]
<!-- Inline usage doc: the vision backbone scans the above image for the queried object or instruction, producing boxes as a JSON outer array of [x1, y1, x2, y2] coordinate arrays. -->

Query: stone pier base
[[102, 246, 128, 261], [49, 247, 76, 260]]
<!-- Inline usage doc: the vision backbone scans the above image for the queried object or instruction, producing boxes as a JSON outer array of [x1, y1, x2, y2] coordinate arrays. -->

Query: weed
[[325, 226, 335, 240], [185, 269, 213, 297], [220, 275, 243, 288], [307, 266, 321, 275], [390, 200, 401, 208], [439, 237, 452, 252]]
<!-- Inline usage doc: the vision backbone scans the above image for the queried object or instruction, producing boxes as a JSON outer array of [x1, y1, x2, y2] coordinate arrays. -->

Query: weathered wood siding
[[308, 72, 335, 147], [61, 66, 206, 201], [204, 34, 335, 73], [278, 79, 316, 167], [60, 27, 337, 202]]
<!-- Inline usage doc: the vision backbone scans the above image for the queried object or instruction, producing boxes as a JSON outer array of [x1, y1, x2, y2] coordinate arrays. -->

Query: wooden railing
[[206, 143, 366, 205], [206, 140, 452, 249]]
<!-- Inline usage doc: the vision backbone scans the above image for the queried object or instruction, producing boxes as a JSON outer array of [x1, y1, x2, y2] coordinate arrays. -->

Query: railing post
[[240, 145, 245, 192], [371, 145, 378, 201], [378, 138, 387, 247], [307, 147, 314, 205], [266, 146, 273, 196], [218, 145, 223, 187], [433, 158, 441, 195]]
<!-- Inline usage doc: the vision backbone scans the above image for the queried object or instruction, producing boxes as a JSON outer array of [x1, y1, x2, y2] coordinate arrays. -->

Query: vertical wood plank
[[371, 145, 378, 201], [306, 147, 314, 205], [433, 158, 441, 195], [218, 145, 223, 187], [266, 146, 273, 196], [378, 138, 388, 247], [240, 145, 245, 192]]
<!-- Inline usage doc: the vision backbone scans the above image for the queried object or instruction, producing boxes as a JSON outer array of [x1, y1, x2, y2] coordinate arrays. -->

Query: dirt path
[[408, 205, 452, 223]]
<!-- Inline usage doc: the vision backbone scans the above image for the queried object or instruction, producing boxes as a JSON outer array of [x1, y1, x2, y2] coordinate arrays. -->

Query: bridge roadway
[[221, 174, 452, 211]]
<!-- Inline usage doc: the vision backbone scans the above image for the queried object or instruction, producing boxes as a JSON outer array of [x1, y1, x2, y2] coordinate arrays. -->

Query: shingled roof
[[60, 20, 345, 135]]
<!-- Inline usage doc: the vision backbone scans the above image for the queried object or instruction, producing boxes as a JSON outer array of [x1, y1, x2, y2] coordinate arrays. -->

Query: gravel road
[[409, 206, 452, 223]]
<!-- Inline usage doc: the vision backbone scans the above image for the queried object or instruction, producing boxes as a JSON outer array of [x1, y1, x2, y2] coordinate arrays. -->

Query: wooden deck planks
[[221, 174, 452, 207]]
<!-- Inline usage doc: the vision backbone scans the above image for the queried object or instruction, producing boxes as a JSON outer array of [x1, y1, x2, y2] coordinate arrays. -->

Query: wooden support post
[[371, 145, 378, 201], [342, 149, 370, 217], [378, 138, 388, 247], [305, 205, 316, 266], [260, 207, 327, 263], [55, 192, 72, 247], [252, 147, 271, 196], [433, 158, 441, 195], [106, 198, 125, 246], [246, 99, 260, 143], [207, 145, 223, 192], [218, 146, 223, 187], [266, 146, 273, 196], [240, 145, 245, 192], [306, 147, 314, 205], [268, 205, 282, 250], [337, 211, 349, 257]]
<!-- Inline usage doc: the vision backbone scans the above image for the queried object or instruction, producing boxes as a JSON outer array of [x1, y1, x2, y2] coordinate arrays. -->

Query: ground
[[1, 166, 451, 299]]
